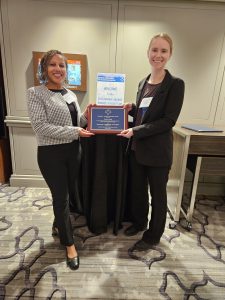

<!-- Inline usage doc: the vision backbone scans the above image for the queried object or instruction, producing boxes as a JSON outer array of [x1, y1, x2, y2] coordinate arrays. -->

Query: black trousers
[[38, 141, 81, 246], [128, 151, 169, 243]]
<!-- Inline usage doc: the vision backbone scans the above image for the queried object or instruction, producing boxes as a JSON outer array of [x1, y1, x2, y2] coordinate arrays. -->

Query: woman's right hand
[[117, 128, 133, 138], [123, 103, 133, 112], [78, 128, 94, 137]]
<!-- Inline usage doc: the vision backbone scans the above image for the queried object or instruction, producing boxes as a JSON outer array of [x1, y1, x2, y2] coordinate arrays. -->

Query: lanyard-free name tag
[[65, 98, 74, 104], [139, 97, 153, 108], [63, 93, 75, 104]]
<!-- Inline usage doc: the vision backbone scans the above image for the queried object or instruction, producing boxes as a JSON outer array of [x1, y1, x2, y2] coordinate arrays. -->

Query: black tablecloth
[[80, 135, 128, 235]]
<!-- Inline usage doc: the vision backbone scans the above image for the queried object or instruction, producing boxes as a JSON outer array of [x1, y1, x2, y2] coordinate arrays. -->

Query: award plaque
[[87, 106, 128, 134]]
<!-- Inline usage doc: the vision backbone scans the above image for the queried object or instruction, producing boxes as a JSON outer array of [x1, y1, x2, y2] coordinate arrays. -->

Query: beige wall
[[117, 1, 225, 125], [1, 0, 225, 187]]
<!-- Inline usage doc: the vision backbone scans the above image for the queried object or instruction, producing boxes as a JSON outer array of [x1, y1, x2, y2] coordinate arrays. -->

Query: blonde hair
[[148, 33, 173, 54]]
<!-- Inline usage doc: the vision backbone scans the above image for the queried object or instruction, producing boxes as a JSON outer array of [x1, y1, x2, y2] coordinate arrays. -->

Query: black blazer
[[131, 70, 184, 167]]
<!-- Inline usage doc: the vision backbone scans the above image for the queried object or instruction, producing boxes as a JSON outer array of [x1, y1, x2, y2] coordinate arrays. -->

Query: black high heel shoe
[[67, 255, 79, 270], [52, 227, 59, 237]]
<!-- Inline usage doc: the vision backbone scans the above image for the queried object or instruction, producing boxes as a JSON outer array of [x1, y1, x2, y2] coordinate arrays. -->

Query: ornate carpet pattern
[[0, 184, 225, 299]]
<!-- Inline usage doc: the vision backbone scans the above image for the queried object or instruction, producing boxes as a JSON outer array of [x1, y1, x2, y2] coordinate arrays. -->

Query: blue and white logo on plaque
[[96, 73, 125, 106]]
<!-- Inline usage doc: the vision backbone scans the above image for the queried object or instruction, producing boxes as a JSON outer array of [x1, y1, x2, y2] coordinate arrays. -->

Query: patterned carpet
[[0, 184, 225, 299]]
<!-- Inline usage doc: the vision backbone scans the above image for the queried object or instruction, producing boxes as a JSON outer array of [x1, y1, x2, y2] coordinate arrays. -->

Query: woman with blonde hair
[[119, 33, 184, 250]]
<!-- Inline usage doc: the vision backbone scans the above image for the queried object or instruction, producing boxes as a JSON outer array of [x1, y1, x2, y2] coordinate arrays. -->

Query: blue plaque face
[[88, 106, 128, 134]]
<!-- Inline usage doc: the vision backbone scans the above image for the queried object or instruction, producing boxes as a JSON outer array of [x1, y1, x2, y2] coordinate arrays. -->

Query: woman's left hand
[[117, 128, 133, 138], [83, 103, 96, 119], [79, 128, 94, 137]]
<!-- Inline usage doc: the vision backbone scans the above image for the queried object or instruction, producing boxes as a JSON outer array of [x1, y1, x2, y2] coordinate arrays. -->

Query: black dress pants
[[38, 141, 81, 246], [128, 150, 169, 243]]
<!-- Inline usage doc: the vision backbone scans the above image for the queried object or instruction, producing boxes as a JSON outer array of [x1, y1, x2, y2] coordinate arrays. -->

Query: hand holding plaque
[[87, 105, 128, 134], [87, 73, 128, 134]]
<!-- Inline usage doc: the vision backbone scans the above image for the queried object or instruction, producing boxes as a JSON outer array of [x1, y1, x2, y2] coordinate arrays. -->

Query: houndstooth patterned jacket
[[27, 85, 87, 146]]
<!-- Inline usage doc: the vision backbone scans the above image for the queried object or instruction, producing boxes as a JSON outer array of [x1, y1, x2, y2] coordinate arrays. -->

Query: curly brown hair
[[38, 50, 68, 83]]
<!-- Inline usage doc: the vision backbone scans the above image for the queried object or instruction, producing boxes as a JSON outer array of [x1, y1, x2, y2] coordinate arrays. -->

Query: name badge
[[65, 97, 75, 104], [139, 97, 153, 108], [63, 93, 76, 106]]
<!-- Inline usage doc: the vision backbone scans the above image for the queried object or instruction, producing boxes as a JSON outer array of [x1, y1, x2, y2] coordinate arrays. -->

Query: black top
[[135, 81, 161, 126]]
